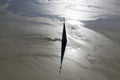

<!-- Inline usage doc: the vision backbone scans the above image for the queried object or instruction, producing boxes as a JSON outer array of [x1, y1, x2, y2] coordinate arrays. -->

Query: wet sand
[[0, 16, 120, 80], [0, 0, 120, 80]]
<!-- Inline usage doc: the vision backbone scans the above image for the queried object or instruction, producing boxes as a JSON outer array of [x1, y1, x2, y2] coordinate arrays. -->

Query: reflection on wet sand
[[1, 16, 120, 80], [0, 0, 120, 80]]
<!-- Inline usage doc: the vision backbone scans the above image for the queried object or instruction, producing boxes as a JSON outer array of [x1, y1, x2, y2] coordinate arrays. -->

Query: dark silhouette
[[59, 18, 67, 74]]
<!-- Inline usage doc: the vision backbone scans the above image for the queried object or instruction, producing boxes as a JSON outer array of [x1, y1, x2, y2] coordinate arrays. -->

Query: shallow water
[[0, 0, 120, 80]]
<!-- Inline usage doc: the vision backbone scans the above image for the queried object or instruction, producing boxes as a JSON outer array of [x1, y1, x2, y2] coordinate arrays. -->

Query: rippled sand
[[0, 0, 120, 80], [0, 16, 120, 80]]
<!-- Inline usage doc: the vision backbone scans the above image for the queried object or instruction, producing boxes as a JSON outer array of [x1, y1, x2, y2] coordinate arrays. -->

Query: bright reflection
[[50, 0, 120, 21], [51, 0, 98, 20], [63, 9, 79, 20], [67, 20, 79, 25], [67, 20, 83, 25]]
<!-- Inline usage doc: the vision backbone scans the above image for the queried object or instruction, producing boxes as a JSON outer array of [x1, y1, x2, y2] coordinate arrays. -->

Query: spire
[[59, 18, 67, 74]]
